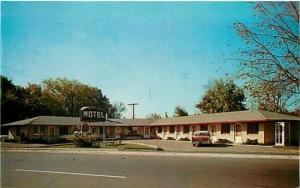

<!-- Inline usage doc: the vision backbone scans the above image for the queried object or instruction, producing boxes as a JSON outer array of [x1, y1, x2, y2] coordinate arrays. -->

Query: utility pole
[[128, 103, 138, 119]]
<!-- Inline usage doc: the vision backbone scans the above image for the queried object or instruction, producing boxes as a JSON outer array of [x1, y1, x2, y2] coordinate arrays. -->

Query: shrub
[[92, 142, 102, 148], [166, 137, 176, 140], [179, 137, 190, 141], [216, 139, 233, 144], [74, 135, 93, 147], [156, 147, 164, 151], [245, 139, 258, 145]]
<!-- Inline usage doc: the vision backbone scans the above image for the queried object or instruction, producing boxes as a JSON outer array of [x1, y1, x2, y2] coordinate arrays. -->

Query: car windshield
[[194, 132, 210, 136]]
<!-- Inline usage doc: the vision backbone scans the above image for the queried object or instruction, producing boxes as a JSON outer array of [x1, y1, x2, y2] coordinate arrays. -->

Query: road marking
[[15, 169, 127, 179]]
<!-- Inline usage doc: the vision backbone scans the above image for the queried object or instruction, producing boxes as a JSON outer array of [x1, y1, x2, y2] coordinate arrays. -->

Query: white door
[[275, 122, 284, 146]]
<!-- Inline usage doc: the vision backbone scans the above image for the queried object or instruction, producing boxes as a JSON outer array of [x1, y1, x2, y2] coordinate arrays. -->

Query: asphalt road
[[1, 152, 299, 188]]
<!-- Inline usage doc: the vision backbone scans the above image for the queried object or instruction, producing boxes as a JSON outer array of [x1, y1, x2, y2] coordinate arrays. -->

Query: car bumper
[[193, 141, 212, 145]]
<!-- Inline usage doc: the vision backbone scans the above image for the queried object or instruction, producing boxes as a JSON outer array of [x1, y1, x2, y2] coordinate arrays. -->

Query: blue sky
[[1, 2, 255, 118]]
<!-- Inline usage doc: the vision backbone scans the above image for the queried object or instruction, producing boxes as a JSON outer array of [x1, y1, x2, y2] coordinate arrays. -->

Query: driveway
[[124, 139, 300, 155]]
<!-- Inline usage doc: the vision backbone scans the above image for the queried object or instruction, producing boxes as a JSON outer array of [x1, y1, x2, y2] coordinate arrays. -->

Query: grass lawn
[[54, 142, 157, 151]]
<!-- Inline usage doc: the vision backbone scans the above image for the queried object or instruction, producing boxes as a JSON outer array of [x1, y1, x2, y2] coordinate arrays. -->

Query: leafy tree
[[23, 84, 50, 117], [110, 102, 127, 118], [174, 105, 188, 116], [234, 2, 299, 112], [147, 113, 161, 119], [41, 78, 114, 117], [1, 76, 26, 124], [246, 80, 294, 112], [196, 79, 246, 113]]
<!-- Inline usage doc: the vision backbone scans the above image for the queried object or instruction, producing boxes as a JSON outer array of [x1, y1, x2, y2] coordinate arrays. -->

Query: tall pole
[[128, 103, 138, 119]]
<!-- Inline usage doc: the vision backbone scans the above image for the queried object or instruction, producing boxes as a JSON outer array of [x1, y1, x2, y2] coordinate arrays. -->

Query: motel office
[[3, 110, 300, 146]]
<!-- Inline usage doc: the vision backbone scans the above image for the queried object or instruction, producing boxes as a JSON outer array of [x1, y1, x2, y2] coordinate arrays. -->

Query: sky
[[1, 2, 256, 118]]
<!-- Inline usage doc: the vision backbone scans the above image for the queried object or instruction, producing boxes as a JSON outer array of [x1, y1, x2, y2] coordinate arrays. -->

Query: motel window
[[247, 123, 259, 134], [183, 125, 189, 134], [158, 127, 162, 133], [49, 127, 55, 137], [99, 127, 103, 134], [212, 125, 216, 132], [40, 126, 45, 133], [169, 126, 175, 134], [235, 124, 242, 136], [92, 127, 97, 134], [200, 125, 208, 131], [59, 127, 68, 136], [16, 127, 21, 136], [211, 125, 216, 136], [34, 126, 38, 134], [221, 124, 230, 134]]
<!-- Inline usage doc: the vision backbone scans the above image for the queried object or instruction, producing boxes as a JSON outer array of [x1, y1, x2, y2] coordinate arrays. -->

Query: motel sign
[[80, 106, 106, 122]]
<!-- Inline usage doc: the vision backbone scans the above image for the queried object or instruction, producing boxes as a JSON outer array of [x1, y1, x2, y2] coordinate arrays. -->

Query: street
[[1, 152, 299, 188]]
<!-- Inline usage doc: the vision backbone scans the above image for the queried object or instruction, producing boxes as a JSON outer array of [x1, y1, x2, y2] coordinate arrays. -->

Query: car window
[[194, 132, 210, 136]]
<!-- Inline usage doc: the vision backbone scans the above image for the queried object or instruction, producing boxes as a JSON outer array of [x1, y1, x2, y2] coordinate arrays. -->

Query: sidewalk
[[2, 147, 299, 160], [2, 140, 299, 156]]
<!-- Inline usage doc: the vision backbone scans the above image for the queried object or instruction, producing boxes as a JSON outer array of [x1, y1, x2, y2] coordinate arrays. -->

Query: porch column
[[143, 127, 145, 138], [175, 126, 177, 140], [282, 123, 285, 146]]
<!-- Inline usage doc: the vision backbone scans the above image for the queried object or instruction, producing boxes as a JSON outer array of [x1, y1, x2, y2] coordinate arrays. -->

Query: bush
[[216, 139, 233, 144], [179, 137, 190, 141], [166, 137, 176, 140], [245, 139, 258, 145], [92, 142, 102, 148], [74, 135, 93, 148], [156, 147, 164, 151]]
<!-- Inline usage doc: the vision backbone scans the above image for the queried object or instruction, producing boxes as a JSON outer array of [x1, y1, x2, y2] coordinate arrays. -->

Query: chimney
[[165, 112, 168, 118]]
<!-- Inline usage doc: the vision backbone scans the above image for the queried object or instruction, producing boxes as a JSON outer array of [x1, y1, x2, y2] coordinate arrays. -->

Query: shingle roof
[[2, 110, 299, 127], [150, 110, 300, 126], [1, 116, 155, 127]]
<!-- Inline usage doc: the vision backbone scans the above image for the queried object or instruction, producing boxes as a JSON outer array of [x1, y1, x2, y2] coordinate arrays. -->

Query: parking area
[[124, 139, 300, 155]]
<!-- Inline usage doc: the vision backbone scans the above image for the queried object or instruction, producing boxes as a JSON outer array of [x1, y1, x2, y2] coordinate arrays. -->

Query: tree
[[147, 113, 161, 119], [1, 76, 26, 124], [41, 78, 114, 117], [174, 106, 188, 116], [110, 102, 127, 118], [196, 79, 246, 113], [23, 83, 51, 117], [234, 2, 300, 112], [246, 80, 295, 112]]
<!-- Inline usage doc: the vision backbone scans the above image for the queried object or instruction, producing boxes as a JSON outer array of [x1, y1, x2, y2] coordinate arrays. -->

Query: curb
[[2, 148, 299, 160]]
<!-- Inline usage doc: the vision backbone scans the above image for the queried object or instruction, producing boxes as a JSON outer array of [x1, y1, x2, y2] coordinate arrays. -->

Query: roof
[[2, 110, 300, 127], [1, 116, 155, 127], [150, 110, 300, 126]]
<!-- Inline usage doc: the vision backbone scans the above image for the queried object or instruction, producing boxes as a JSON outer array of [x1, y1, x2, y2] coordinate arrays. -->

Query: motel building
[[2, 110, 300, 146]]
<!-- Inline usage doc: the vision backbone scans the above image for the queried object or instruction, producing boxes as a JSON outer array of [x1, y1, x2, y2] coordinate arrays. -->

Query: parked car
[[0, 135, 9, 141], [192, 131, 212, 146]]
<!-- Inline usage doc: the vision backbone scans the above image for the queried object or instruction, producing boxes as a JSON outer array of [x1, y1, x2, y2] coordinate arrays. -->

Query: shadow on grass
[[197, 144, 233, 147], [123, 147, 156, 150]]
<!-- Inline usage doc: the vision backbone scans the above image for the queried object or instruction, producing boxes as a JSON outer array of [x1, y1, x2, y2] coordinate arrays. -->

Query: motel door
[[275, 122, 290, 146]]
